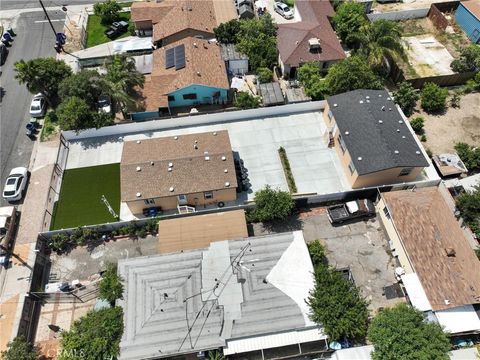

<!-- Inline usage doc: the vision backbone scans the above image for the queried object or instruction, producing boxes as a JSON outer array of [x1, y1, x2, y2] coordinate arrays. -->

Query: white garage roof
[[435, 305, 480, 334], [401, 273, 432, 311], [331, 345, 374, 360]]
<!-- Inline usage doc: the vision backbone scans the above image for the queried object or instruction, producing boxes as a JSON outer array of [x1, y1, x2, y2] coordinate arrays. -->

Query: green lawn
[[50, 164, 120, 230], [85, 12, 132, 48]]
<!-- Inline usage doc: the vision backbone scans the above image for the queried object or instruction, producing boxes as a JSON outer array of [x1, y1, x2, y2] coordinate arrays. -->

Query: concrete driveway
[[259, 0, 300, 24]]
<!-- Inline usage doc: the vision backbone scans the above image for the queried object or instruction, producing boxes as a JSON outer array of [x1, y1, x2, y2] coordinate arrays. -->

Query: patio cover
[[401, 273, 432, 311], [435, 305, 480, 334]]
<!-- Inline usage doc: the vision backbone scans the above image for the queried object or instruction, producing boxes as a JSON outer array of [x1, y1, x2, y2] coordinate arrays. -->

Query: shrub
[[1, 336, 39, 360], [145, 218, 159, 234], [307, 240, 326, 268], [249, 185, 294, 223], [278, 147, 297, 193], [450, 93, 461, 108], [426, 148, 433, 158], [420, 82, 448, 113], [50, 233, 70, 252], [234, 91, 260, 109], [99, 263, 124, 305], [409, 116, 424, 134], [257, 67, 273, 83], [93, 0, 122, 25], [454, 142, 480, 171], [128, 22, 135, 36], [126, 221, 138, 238], [136, 228, 147, 239], [450, 44, 480, 73], [420, 134, 427, 142], [393, 82, 419, 116], [70, 227, 85, 245]]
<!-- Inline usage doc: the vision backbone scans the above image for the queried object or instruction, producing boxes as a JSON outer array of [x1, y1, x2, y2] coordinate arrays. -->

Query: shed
[[238, 4, 255, 19], [455, 0, 480, 43], [285, 87, 312, 104], [258, 82, 284, 106], [220, 44, 249, 75]]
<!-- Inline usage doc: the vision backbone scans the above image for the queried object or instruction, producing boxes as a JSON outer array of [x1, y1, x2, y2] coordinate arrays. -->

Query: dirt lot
[[412, 92, 480, 154]]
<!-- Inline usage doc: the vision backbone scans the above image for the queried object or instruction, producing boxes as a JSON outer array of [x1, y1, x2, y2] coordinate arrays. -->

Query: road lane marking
[[33, 19, 64, 23]]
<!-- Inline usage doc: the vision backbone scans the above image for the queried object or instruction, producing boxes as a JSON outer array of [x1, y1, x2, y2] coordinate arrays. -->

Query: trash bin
[[3, 33, 12, 42], [6, 28, 15, 37]]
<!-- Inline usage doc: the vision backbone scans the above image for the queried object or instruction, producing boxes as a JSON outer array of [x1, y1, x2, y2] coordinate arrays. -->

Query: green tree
[[14, 58, 72, 105], [214, 19, 241, 44], [297, 61, 325, 100], [307, 240, 326, 268], [234, 91, 260, 109], [393, 82, 419, 116], [348, 20, 403, 73], [103, 55, 144, 112], [454, 142, 480, 171], [307, 263, 369, 341], [456, 185, 480, 236], [409, 116, 424, 134], [59, 307, 124, 360], [236, 14, 277, 71], [99, 263, 124, 305], [368, 303, 450, 360], [323, 55, 383, 95], [450, 44, 480, 73], [250, 185, 294, 222], [57, 97, 112, 131], [1, 336, 39, 360], [257, 67, 273, 83], [58, 69, 104, 109], [93, 0, 122, 25], [49, 233, 71, 253], [333, 1, 368, 45], [420, 82, 448, 113]]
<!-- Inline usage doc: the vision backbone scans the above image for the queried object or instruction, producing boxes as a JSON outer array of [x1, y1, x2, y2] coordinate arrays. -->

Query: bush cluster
[[409, 116, 424, 134], [278, 147, 297, 193]]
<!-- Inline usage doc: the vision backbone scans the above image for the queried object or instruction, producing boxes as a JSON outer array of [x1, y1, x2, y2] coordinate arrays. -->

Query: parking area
[[253, 210, 405, 313], [257, 0, 300, 24]]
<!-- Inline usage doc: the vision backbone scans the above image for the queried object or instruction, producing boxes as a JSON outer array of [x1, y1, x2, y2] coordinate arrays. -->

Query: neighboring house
[[120, 130, 237, 215], [220, 43, 249, 75], [324, 89, 429, 189], [277, 0, 345, 78], [258, 82, 285, 106], [455, 0, 480, 43], [118, 231, 328, 359], [137, 37, 229, 118], [130, 1, 174, 36], [377, 187, 480, 335]]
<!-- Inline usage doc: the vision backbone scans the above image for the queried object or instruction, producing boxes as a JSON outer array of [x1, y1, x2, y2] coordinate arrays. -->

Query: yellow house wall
[[322, 103, 424, 189], [126, 188, 237, 214], [376, 197, 414, 273]]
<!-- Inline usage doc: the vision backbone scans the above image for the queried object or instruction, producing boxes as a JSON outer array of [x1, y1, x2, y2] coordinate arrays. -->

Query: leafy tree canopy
[[234, 91, 260, 109], [454, 142, 480, 172], [58, 69, 104, 110], [257, 67, 273, 83], [1, 336, 39, 360], [57, 96, 112, 132], [93, 0, 122, 25], [297, 61, 325, 100], [14, 58, 72, 105], [368, 303, 450, 360], [59, 307, 124, 360], [214, 19, 241, 44], [99, 263, 124, 305], [308, 262, 369, 341], [250, 185, 294, 222], [333, 1, 368, 44], [323, 55, 384, 95], [393, 81, 419, 116], [450, 45, 480, 73], [420, 82, 448, 113], [236, 14, 277, 71], [455, 183, 480, 237]]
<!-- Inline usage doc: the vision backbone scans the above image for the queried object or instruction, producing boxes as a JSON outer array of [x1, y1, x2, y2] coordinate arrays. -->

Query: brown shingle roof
[[121, 131, 237, 201], [462, 0, 480, 19], [278, 0, 345, 67], [131, 1, 174, 24], [383, 187, 480, 311], [139, 37, 229, 111], [152, 0, 216, 42], [158, 210, 248, 253]]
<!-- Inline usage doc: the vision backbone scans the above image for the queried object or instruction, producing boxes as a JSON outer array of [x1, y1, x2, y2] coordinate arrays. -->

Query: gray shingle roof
[[327, 89, 429, 175]]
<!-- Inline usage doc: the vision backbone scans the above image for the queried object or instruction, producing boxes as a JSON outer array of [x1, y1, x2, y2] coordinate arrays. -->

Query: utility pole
[[38, 0, 57, 38]]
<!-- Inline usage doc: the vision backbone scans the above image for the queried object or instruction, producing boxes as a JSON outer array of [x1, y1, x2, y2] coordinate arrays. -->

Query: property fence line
[[78, 7, 89, 49], [367, 8, 430, 22]]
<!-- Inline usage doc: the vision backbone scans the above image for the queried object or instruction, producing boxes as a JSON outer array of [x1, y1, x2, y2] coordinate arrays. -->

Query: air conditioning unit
[[308, 38, 321, 51]]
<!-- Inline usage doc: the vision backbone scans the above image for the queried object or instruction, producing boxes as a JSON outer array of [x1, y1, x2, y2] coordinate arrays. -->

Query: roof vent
[[151, 161, 154, 166], [381, 106, 385, 111], [136, 166, 141, 172], [345, 131, 349, 135], [168, 162, 173, 167], [205, 156, 210, 161], [358, 157, 362, 161], [194, 144, 198, 149], [221, 156, 226, 161], [378, 120, 383, 124], [168, 167, 172, 172], [224, 169, 228, 173], [359, 100, 364, 104], [366, 96, 370, 99], [225, 182, 230, 187], [394, 150, 399, 154], [136, 192, 141, 197], [379, 94, 382, 97], [193, 42, 198, 47], [398, 120, 403, 124], [136, 140, 141, 144], [169, 187, 174, 192], [213, 132, 217, 136], [445, 247, 456, 257], [308, 37, 321, 51], [195, 140, 198, 144], [397, 129, 400, 132], [366, 99, 370, 103], [416, 151, 421, 155], [402, 135, 406, 139], [333, 103, 338, 107], [444, 299, 451, 305], [387, 97, 392, 101], [389, 108, 392, 111], [197, 71, 201, 76]]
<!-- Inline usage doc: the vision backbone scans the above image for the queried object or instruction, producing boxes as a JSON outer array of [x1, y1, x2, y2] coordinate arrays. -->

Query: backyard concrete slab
[[65, 135, 123, 169]]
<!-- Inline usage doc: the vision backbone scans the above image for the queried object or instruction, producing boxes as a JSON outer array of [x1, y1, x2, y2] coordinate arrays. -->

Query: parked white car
[[274, 2, 294, 19], [29, 93, 46, 118], [2, 167, 28, 202]]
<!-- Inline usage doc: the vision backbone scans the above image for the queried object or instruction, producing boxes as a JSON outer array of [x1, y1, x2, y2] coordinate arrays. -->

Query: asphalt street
[[1, 0, 123, 11], [0, 11, 65, 206]]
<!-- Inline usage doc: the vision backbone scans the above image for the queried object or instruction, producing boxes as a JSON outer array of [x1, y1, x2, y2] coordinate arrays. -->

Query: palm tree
[[347, 20, 403, 73], [207, 351, 225, 360]]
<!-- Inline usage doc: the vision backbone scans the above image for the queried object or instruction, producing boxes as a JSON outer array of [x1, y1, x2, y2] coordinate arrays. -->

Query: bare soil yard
[[412, 93, 480, 154]]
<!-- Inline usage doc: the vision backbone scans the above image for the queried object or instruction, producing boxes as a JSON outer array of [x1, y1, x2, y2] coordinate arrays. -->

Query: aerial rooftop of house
[[120, 130, 237, 201], [461, 0, 480, 19], [118, 231, 325, 360], [327, 89, 429, 175], [141, 37, 228, 110], [277, 0, 345, 66], [383, 187, 480, 311]]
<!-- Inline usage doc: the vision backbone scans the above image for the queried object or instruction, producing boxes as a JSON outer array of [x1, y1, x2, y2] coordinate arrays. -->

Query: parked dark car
[[104, 21, 129, 38], [327, 199, 375, 224], [0, 43, 8, 65]]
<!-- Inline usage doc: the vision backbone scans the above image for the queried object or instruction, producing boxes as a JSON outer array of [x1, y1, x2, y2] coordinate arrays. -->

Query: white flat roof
[[331, 345, 374, 360], [401, 273, 432, 311], [435, 304, 480, 334]]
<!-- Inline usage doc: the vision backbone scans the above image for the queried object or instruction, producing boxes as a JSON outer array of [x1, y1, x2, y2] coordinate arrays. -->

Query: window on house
[[328, 110, 333, 121], [168, 95, 175, 102], [383, 206, 391, 219], [348, 160, 356, 174], [204, 191, 213, 199], [183, 93, 197, 100], [399, 167, 414, 176], [144, 199, 155, 205], [338, 134, 347, 153]]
